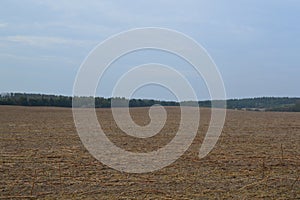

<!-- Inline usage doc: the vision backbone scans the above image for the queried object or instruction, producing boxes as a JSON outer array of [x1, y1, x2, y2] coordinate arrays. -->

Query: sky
[[0, 0, 299, 100]]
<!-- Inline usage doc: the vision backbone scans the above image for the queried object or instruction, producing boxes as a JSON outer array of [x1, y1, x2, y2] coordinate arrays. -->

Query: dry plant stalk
[[30, 169, 37, 196]]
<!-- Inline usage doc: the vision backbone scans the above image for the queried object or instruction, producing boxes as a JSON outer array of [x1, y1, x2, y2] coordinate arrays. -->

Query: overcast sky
[[0, 0, 299, 100]]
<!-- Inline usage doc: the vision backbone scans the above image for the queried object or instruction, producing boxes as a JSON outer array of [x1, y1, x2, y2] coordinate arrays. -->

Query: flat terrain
[[0, 106, 299, 199]]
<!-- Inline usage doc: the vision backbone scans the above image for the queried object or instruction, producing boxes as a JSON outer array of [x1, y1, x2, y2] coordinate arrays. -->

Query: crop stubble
[[0, 106, 299, 199]]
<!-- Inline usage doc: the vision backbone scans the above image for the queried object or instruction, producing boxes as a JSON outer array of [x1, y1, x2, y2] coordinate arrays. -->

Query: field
[[1, 106, 299, 199]]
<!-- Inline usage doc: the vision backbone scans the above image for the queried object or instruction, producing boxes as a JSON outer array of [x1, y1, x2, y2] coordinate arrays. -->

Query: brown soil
[[0, 106, 299, 199]]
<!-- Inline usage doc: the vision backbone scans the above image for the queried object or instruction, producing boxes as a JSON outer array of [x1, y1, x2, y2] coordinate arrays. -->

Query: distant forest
[[0, 93, 299, 112]]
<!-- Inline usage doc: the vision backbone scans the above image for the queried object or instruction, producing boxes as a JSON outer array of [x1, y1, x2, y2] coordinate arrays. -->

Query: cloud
[[0, 23, 7, 28], [0, 52, 79, 66], [0, 52, 60, 62], [0, 35, 96, 48]]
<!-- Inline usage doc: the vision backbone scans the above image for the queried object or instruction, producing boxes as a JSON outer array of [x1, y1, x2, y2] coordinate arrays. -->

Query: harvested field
[[0, 106, 299, 199]]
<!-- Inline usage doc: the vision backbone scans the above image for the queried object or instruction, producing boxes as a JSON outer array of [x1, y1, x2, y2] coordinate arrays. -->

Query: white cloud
[[0, 23, 7, 28], [0, 52, 79, 66], [1, 35, 96, 48]]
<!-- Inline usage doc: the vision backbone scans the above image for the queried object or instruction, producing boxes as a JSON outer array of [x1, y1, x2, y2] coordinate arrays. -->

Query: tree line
[[0, 93, 179, 108], [0, 93, 299, 112]]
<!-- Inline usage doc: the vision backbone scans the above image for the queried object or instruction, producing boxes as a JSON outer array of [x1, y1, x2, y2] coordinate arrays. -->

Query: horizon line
[[1, 92, 300, 102]]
